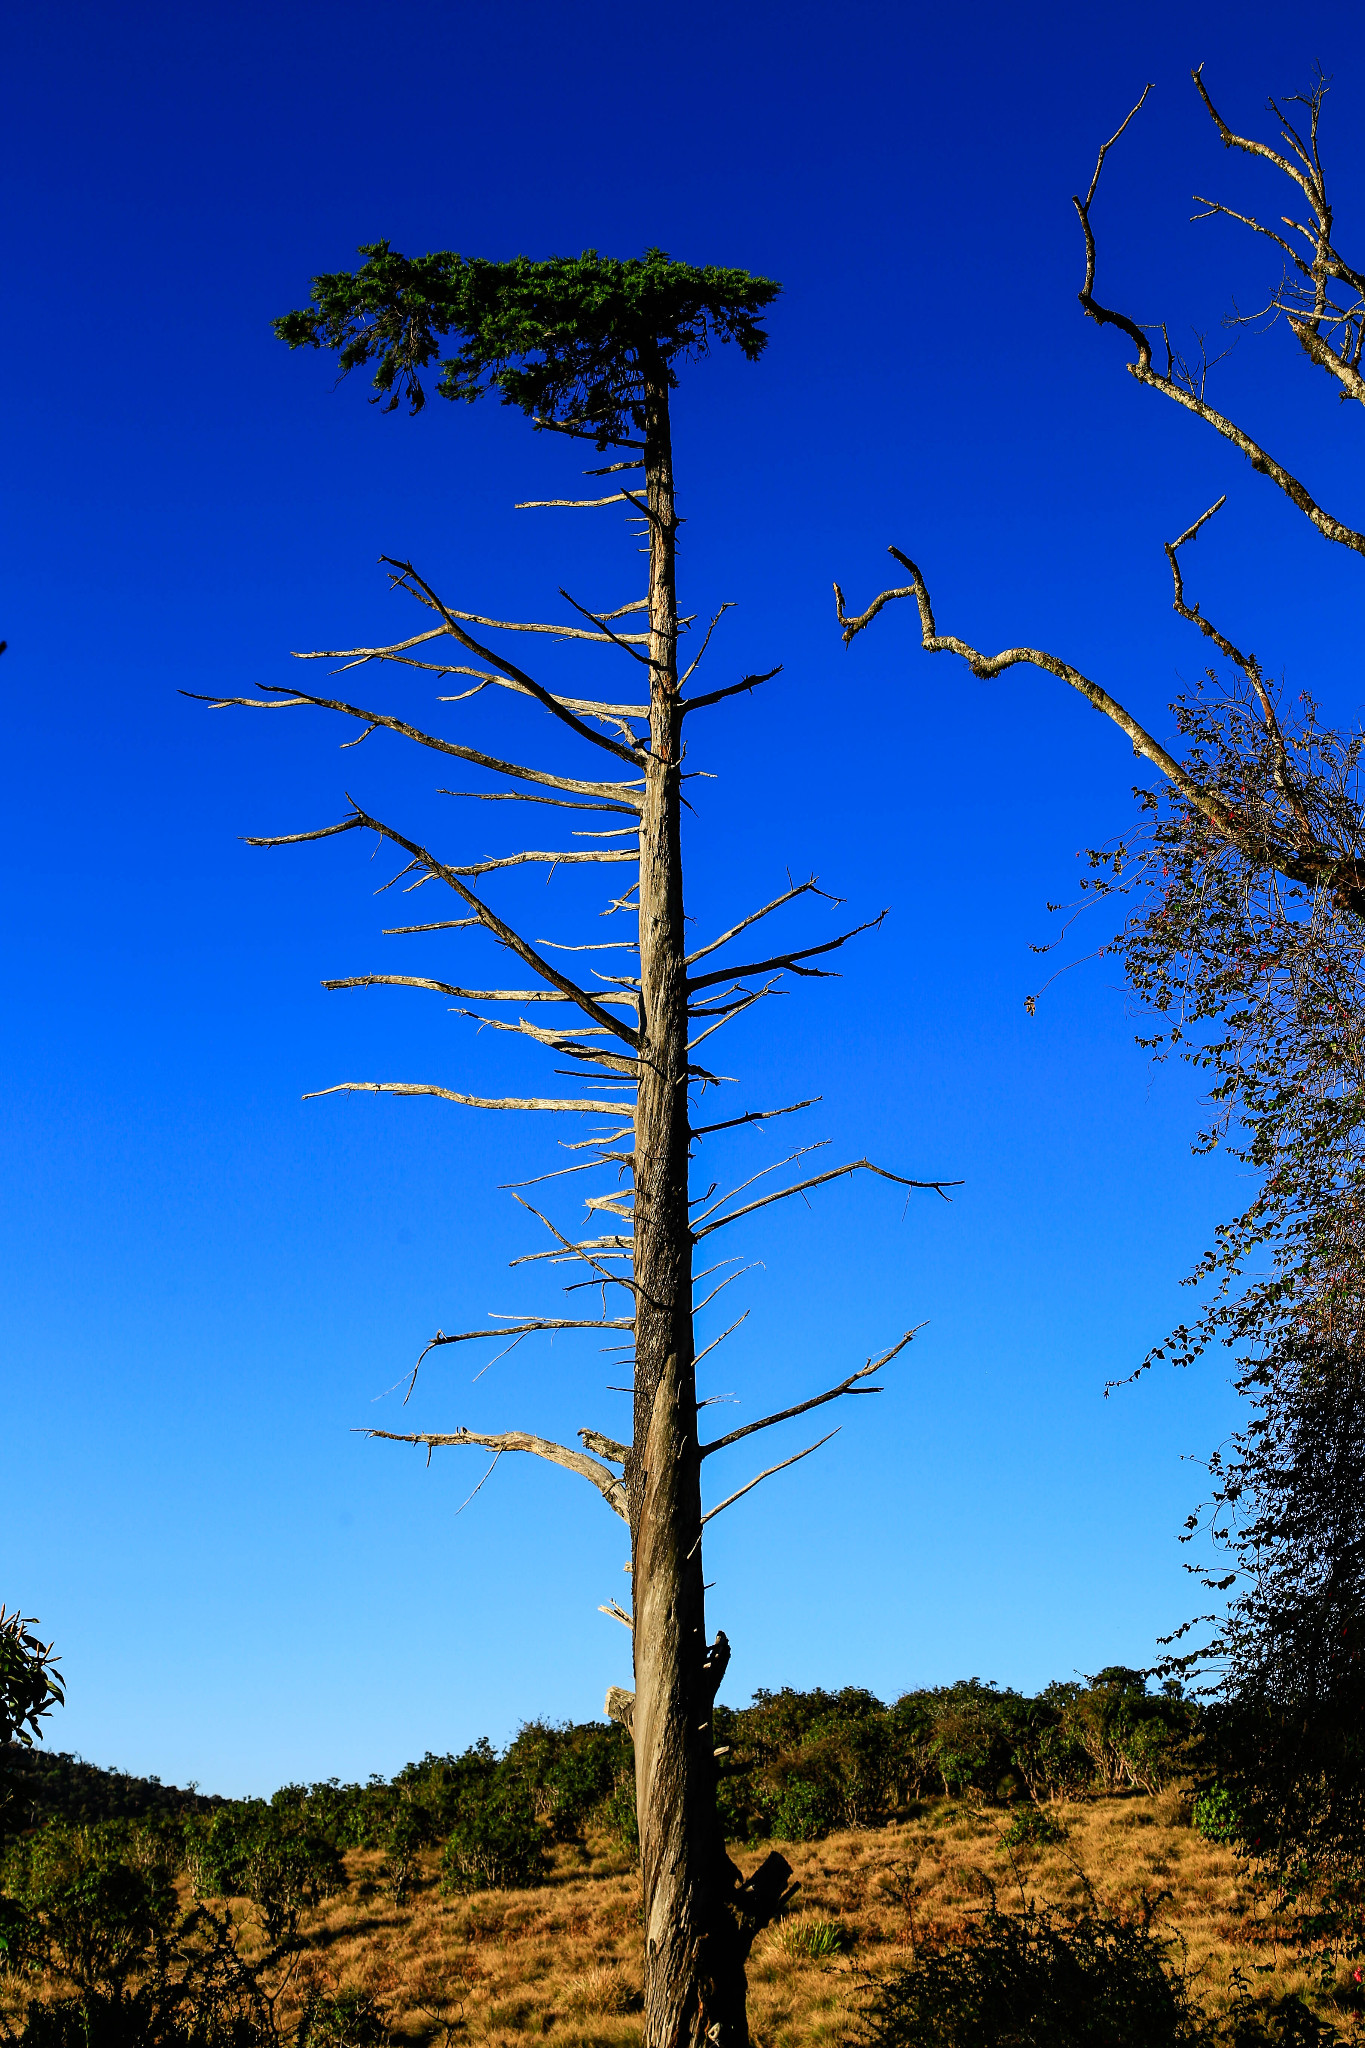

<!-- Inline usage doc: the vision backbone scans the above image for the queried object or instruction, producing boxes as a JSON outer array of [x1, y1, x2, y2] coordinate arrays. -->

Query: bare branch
[[685, 881, 837, 971], [690, 1097, 820, 1139], [516, 491, 637, 509], [509, 1235, 633, 1268], [687, 979, 783, 1051], [579, 1428, 630, 1462], [677, 604, 734, 688], [324, 973, 638, 1007], [294, 609, 651, 652], [683, 666, 783, 715], [382, 558, 647, 765], [529, 414, 644, 450], [382, 918, 481, 936], [691, 1144, 830, 1229], [387, 846, 640, 880], [839, 548, 1365, 913], [281, 804, 642, 1045], [302, 1080, 633, 1113], [693, 1159, 958, 1239], [449, 1009, 639, 1077], [500, 1152, 633, 1191], [696, 1430, 840, 1534], [442, 789, 640, 817], [693, 1311, 750, 1370], [185, 681, 644, 806], [510, 1191, 637, 1297], [1068, 81, 1365, 556], [558, 587, 653, 669], [687, 914, 885, 992], [1080, 82, 1154, 214], [1192, 65, 1317, 203], [701, 1328, 920, 1458], [437, 674, 650, 728], [366, 1425, 627, 1519]]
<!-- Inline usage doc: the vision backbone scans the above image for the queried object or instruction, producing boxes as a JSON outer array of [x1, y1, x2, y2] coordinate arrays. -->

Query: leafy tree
[[835, 69, 1365, 1930], [1191, 1338, 1365, 1934], [204, 243, 952, 2048]]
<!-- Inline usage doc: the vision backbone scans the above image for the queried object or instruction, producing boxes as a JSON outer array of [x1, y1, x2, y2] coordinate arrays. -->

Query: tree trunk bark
[[628, 364, 761, 2048]]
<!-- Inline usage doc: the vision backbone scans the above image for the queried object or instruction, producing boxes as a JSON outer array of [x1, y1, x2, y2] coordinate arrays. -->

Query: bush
[[500, 1722, 629, 1842], [769, 1780, 835, 1844], [600, 1774, 638, 1855], [296, 1989, 391, 2046], [0, 1823, 176, 1997], [182, 1806, 343, 1943], [439, 1787, 546, 1895], [999, 1803, 1068, 1849], [1193, 1788, 1245, 1847], [854, 1901, 1212, 2047]]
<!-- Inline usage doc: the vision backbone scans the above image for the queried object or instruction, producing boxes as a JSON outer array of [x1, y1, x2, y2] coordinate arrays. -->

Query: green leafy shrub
[[853, 1900, 1210, 2047], [182, 1806, 342, 1944], [1193, 1787, 1245, 1847], [438, 1787, 545, 1895], [999, 1803, 1068, 1849], [769, 1780, 836, 1844], [600, 1774, 638, 1854], [297, 1988, 391, 2045], [500, 1721, 629, 1842], [0, 1823, 176, 1996]]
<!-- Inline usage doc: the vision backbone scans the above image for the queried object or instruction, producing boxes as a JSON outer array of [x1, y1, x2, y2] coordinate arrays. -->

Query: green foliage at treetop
[[274, 246, 781, 443]]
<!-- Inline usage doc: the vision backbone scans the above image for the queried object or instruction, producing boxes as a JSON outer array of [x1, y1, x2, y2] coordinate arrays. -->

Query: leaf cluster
[[274, 246, 780, 443], [0, 1618, 62, 1757], [1077, 671, 1365, 1378]]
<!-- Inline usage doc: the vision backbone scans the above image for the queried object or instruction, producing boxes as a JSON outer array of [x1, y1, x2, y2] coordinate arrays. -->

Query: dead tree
[[202, 249, 952, 2048]]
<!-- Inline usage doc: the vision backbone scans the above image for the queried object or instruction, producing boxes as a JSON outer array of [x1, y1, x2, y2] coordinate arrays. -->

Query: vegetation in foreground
[[3, 1791, 1354, 2045], [2, 1675, 1360, 2043]]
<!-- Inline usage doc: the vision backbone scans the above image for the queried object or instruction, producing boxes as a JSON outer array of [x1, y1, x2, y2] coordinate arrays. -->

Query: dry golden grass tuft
[[3, 1793, 1355, 2042]]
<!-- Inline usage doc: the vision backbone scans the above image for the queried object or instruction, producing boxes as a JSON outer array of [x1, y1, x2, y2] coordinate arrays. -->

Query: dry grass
[[3, 1793, 1356, 2042]]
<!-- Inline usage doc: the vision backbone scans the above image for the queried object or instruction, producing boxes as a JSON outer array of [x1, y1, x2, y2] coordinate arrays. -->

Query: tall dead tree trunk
[[216, 247, 951, 2048]]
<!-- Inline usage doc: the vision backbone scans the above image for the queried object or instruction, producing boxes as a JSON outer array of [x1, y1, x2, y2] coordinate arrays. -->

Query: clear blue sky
[[4, 0, 1363, 1797]]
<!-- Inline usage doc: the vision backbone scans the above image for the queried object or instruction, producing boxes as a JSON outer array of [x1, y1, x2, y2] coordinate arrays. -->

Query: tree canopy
[[274, 245, 781, 442]]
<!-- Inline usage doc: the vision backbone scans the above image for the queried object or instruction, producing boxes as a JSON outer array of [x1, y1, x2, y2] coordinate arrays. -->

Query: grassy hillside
[[3, 1789, 1333, 2045]]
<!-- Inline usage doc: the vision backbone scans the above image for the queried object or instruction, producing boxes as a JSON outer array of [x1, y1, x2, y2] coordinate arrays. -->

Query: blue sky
[[4, 0, 1363, 1796]]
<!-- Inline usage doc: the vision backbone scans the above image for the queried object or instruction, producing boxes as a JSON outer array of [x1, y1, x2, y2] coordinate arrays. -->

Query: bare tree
[[203, 248, 952, 2048]]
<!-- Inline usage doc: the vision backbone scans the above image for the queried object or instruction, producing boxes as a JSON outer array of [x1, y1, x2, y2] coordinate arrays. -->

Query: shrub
[[297, 1989, 391, 2045], [500, 1721, 629, 1842], [600, 1773, 638, 1854], [853, 1901, 1211, 2047], [1193, 1787, 1245, 1847], [999, 1803, 1068, 1849], [0, 1822, 176, 1997], [438, 1787, 545, 1895], [769, 1780, 835, 1844], [182, 1805, 343, 1945]]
